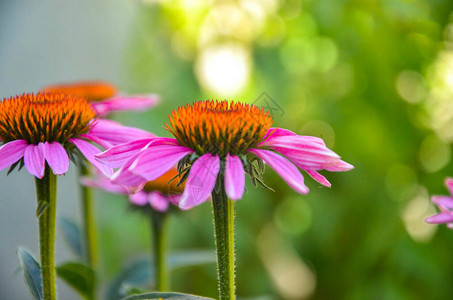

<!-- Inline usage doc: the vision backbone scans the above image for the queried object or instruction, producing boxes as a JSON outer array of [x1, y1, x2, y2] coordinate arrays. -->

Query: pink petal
[[24, 143, 46, 179], [179, 154, 220, 210], [80, 175, 128, 194], [249, 149, 309, 194], [224, 154, 245, 200], [432, 196, 453, 209], [262, 127, 297, 141], [110, 152, 148, 187], [149, 191, 170, 212], [324, 160, 354, 172], [445, 178, 453, 195], [43, 142, 69, 175], [306, 170, 331, 187], [95, 138, 154, 168], [92, 94, 159, 116], [69, 138, 113, 177], [0, 140, 28, 170], [129, 191, 148, 206], [168, 194, 182, 206], [129, 145, 194, 181], [85, 119, 155, 148], [425, 212, 453, 224]]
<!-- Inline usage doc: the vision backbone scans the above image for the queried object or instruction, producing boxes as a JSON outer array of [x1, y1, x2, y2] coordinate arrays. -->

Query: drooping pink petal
[[129, 191, 148, 206], [306, 170, 331, 187], [92, 94, 159, 116], [43, 142, 69, 175], [149, 191, 170, 212], [179, 154, 220, 210], [80, 175, 128, 194], [324, 160, 354, 172], [84, 119, 155, 148], [95, 138, 154, 168], [0, 140, 28, 170], [110, 152, 148, 187], [425, 212, 453, 224], [445, 178, 453, 196], [432, 196, 453, 209], [69, 138, 113, 177], [224, 154, 245, 200], [249, 149, 309, 194], [129, 145, 194, 181], [24, 143, 46, 179]]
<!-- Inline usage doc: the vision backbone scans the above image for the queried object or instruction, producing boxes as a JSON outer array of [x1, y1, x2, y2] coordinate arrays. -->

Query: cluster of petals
[[96, 127, 353, 210], [425, 178, 453, 229], [81, 173, 180, 212]]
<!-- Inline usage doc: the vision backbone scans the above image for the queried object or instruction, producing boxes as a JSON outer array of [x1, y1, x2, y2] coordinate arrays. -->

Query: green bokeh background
[[39, 0, 453, 299]]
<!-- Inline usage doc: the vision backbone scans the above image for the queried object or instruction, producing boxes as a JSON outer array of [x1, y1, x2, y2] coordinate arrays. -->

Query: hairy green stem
[[150, 209, 168, 291], [35, 167, 57, 300], [79, 165, 99, 271], [212, 176, 236, 300]]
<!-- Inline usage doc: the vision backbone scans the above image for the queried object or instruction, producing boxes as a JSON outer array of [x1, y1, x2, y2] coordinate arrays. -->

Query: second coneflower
[[96, 100, 353, 300], [81, 168, 184, 292]]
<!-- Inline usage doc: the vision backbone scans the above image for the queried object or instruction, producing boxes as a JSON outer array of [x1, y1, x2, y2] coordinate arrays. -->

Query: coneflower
[[81, 168, 184, 291], [96, 100, 353, 299], [0, 92, 142, 300]]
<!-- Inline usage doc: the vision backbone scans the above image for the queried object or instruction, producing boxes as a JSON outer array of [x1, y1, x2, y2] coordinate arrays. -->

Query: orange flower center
[[165, 100, 273, 157], [41, 81, 117, 102], [0, 93, 96, 144], [143, 168, 185, 195]]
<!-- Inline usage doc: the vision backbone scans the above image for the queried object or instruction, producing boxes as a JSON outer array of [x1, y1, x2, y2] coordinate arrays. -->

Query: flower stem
[[150, 209, 168, 291], [79, 165, 99, 270], [35, 167, 57, 300], [212, 176, 236, 300]]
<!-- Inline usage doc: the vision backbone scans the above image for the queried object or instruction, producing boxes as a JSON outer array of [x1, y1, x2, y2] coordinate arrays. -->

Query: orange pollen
[[41, 81, 117, 102], [165, 100, 273, 156], [0, 93, 96, 144], [143, 168, 185, 195]]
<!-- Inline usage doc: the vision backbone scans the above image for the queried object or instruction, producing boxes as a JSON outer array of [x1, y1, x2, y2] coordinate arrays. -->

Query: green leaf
[[58, 216, 83, 257], [17, 247, 43, 300], [106, 250, 216, 300], [36, 201, 49, 219], [56, 262, 95, 299], [121, 292, 214, 300]]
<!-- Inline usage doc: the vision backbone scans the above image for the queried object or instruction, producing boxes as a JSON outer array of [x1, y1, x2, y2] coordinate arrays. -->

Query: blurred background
[[2, 0, 453, 299]]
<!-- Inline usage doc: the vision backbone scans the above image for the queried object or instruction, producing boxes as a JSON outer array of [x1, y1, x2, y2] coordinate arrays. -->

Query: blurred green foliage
[[96, 0, 453, 298]]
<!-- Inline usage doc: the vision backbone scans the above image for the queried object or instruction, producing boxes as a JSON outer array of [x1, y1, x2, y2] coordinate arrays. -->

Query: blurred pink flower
[[96, 101, 353, 210], [41, 80, 159, 116], [425, 178, 453, 229], [81, 168, 183, 212]]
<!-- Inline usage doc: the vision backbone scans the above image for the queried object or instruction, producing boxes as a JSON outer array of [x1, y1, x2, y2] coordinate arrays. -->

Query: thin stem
[[35, 167, 57, 300], [212, 175, 236, 300], [79, 165, 99, 270], [150, 209, 168, 291]]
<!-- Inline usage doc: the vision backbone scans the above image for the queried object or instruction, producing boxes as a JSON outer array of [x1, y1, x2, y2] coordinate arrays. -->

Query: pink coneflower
[[96, 100, 353, 210], [82, 167, 185, 291], [0, 93, 117, 178], [96, 100, 353, 300], [41, 80, 159, 116], [82, 168, 184, 212], [425, 178, 453, 229]]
